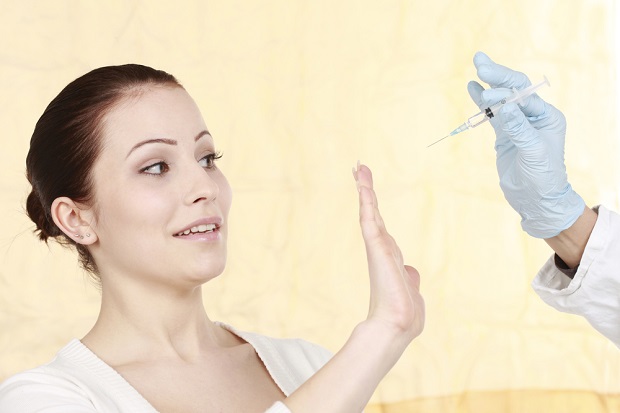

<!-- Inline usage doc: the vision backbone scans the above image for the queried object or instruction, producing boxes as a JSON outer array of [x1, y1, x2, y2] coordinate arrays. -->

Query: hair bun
[[25, 188, 59, 242]]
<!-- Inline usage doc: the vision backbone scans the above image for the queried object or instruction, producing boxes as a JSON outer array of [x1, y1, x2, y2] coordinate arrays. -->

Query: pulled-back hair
[[25, 64, 181, 276]]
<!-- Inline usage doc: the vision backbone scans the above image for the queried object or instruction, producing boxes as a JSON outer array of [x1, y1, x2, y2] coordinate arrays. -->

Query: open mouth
[[174, 223, 218, 237]]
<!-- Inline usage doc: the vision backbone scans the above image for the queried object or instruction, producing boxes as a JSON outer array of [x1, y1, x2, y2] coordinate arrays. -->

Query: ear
[[50, 197, 98, 245]]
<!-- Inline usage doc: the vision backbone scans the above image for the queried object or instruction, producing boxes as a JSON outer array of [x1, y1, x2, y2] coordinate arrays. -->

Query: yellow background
[[1, 0, 620, 411]]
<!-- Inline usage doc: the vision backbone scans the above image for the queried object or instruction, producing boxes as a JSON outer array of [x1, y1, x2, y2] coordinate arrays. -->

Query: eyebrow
[[125, 130, 210, 159]]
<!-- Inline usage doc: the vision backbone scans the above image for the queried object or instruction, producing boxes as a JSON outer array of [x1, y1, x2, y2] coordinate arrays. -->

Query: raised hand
[[282, 164, 425, 413], [353, 163, 424, 343]]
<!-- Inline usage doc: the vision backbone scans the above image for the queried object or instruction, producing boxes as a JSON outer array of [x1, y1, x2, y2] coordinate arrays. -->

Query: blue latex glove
[[467, 51, 585, 239]]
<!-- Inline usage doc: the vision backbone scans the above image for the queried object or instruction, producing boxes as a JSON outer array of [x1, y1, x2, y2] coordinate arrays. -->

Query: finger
[[483, 87, 554, 129], [359, 186, 383, 240], [356, 163, 379, 209], [467, 83, 512, 151], [472, 51, 494, 68], [404, 265, 421, 291], [473, 52, 530, 90], [476, 63, 531, 90], [481, 87, 514, 106], [498, 103, 547, 159], [469, 82, 515, 110], [473, 52, 548, 118], [356, 163, 373, 189], [355, 164, 388, 239]]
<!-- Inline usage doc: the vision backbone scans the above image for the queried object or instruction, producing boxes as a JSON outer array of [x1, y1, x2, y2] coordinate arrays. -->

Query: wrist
[[355, 319, 413, 359], [521, 187, 586, 239], [544, 206, 597, 268]]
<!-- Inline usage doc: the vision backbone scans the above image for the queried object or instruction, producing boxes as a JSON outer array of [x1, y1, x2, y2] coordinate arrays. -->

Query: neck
[[82, 274, 231, 366]]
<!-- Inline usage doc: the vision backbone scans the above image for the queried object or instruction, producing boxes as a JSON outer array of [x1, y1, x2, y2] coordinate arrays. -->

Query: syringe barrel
[[508, 76, 550, 105], [467, 109, 490, 128]]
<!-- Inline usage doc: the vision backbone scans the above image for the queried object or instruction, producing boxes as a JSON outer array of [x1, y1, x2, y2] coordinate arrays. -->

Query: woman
[[468, 51, 618, 347], [0, 64, 424, 412]]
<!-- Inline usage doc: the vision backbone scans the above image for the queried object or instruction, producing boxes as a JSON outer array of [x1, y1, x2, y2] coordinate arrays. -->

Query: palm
[[354, 164, 424, 341]]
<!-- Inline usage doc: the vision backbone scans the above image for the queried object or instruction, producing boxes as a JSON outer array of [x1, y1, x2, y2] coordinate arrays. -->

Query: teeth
[[177, 223, 217, 236]]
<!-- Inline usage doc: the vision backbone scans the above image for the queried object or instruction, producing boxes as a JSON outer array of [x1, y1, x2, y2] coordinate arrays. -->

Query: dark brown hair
[[25, 64, 181, 276]]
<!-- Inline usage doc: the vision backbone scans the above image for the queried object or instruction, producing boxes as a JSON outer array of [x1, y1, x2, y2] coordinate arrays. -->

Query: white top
[[0, 323, 332, 412], [532, 205, 620, 347]]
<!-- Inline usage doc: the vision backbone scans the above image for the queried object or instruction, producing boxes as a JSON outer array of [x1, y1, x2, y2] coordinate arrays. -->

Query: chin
[[186, 263, 226, 285]]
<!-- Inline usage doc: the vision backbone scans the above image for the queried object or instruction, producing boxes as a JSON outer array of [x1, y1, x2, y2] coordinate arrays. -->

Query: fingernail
[[356, 160, 360, 171], [352, 166, 360, 192]]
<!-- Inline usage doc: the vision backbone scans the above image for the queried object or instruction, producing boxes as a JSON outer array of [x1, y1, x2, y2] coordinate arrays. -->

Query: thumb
[[467, 80, 485, 109]]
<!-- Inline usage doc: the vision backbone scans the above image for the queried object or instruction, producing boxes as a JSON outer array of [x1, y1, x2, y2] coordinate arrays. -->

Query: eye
[[141, 161, 169, 175], [199, 151, 223, 169]]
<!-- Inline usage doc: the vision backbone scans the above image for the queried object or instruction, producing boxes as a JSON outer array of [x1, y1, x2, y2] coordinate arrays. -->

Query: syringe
[[427, 76, 550, 148]]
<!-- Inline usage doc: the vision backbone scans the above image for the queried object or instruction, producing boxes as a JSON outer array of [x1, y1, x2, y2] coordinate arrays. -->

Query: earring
[[85, 233, 91, 238]]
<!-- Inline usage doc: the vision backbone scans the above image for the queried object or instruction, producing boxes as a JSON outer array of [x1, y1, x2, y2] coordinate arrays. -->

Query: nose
[[184, 162, 219, 205]]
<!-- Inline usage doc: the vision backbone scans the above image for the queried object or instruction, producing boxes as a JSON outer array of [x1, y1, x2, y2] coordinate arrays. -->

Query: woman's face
[[87, 86, 232, 289]]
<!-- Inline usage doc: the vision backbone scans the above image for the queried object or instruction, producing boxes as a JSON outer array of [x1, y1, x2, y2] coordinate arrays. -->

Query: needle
[[427, 76, 550, 149], [427, 134, 451, 148]]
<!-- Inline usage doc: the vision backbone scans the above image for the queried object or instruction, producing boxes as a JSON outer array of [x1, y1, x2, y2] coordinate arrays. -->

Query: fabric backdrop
[[1, 1, 619, 411]]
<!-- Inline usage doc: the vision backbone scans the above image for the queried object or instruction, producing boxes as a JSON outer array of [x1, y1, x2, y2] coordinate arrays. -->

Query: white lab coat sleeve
[[532, 205, 620, 347]]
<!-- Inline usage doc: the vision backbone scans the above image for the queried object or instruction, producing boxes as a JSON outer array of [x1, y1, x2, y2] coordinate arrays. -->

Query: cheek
[[94, 184, 173, 236]]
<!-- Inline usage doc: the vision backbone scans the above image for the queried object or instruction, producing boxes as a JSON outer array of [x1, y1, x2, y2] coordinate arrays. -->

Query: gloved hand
[[467, 51, 585, 239]]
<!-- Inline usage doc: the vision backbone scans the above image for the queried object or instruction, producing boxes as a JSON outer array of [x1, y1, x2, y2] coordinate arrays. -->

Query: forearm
[[283, 320, 409, 413], [544, 206, 598, 268]]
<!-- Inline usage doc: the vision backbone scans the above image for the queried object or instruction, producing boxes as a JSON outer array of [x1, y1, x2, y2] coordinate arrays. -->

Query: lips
[[173, 218, 222, 237], [175, 223, 217, 237]]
